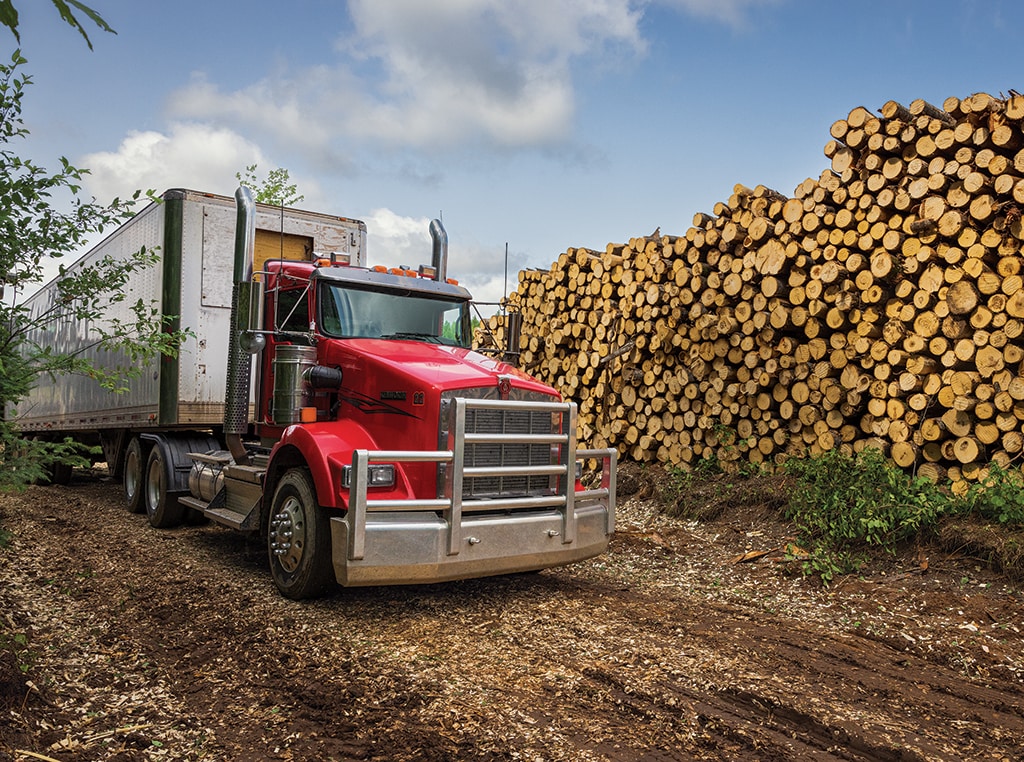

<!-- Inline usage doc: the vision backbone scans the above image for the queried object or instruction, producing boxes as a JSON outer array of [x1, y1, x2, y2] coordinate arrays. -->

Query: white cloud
[[339, 0, 645, 148], [165, 70, 357, 172], [79, 123, 266, 203], [164, 1, 647, 159], [362, 207, 523, 305], [74, 117, 512, 299], [77, 1, 775, 201], [362, 208, 433, 267], [66, 1, 775, 282]]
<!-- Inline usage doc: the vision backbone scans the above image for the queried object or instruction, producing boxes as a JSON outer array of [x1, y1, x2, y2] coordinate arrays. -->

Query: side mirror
[[240, 278, 266, 354], [503, 311, 522, 363]]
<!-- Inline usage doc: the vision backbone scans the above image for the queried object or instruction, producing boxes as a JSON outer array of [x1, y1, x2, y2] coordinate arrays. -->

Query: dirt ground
[[1, 467, 1023, 762]]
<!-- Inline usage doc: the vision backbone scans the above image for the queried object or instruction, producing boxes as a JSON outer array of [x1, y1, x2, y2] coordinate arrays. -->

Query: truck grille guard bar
[[346, 398, 616, 562]]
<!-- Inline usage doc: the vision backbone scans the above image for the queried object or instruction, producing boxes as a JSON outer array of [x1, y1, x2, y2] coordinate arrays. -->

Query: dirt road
[[2, 472, 1023, 761]]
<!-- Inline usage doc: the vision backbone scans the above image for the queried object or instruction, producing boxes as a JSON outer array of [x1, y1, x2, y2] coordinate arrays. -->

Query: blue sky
[[11, 0, 1024, 304]]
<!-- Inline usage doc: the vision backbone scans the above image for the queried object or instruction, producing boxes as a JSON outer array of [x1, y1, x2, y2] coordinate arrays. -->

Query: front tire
[[144, 443, 184, 528], [268, 469, 335, 600]]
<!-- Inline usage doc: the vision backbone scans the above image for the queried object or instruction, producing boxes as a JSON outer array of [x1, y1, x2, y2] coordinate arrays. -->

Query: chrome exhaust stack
[[429, 218, 448, 282], [224, 185, 263, 464]]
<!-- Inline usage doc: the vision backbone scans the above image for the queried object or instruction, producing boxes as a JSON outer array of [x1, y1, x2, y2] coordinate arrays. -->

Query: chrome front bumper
[[329, 498, 611, 586]]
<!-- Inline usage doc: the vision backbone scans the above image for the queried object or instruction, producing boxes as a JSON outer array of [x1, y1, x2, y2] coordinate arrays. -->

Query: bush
[[782, 448, 953, 582], [649, 447, 1024, 583], [962, 462, 1024, 527]]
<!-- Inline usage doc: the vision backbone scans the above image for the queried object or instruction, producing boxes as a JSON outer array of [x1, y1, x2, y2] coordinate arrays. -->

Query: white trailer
[[14, 188, 367, 474]]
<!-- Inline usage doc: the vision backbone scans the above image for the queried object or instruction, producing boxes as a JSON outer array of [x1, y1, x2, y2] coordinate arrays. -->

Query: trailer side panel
[[14, 189, 367, 434]]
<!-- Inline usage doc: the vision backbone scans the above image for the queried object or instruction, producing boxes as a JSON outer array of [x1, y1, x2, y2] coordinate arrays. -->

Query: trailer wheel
[[49, 462, 74, 485], [29, 437, 74, 486], [144, 443, 184, 528], [124, 438, 146, 514], [268, 469, 335, 600]]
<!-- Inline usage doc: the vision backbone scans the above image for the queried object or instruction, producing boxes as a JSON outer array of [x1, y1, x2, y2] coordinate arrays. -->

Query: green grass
[[782, 449, 1024, 583], [655, 447, 1024, 584]]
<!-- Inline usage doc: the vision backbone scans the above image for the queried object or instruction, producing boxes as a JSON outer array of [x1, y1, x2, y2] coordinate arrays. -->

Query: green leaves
[[782, 448, 951, 583], [0, 56, 185, 488], [236, 164, 305, 207], [0, 1, 17, 43], [0, 433, 96, 491], [1, 1, 114, 50], [781, 448, 1024, 583], [51, 0, 115, 49], [962, 463, 1024, 527], [0, 630, 35, 674], [19, 240, 192, 394]]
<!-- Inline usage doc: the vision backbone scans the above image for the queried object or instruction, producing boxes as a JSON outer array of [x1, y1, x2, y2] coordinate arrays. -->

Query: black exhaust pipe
[[429, 219, 448, 282]]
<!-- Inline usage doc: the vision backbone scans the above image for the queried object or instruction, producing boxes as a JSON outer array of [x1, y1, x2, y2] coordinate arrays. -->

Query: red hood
[[275, 337, 562, 499], [322, 339, 557, 398]]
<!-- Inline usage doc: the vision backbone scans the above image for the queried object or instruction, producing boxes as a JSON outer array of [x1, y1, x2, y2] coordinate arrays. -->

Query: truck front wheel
[[268, 469, 335, 600]]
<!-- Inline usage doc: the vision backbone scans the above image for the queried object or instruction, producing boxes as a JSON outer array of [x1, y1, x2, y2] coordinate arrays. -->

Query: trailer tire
[[28, 437, 74, 486], [34, 461, 73, 487], [144, 443, 184, 528], [124, 438, 146, 514], [268, 469, 335, 600], [49, 462, 74, 485]]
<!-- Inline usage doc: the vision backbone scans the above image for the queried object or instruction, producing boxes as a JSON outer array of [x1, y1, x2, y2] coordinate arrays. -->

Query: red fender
[[268, 422, 414, 510]]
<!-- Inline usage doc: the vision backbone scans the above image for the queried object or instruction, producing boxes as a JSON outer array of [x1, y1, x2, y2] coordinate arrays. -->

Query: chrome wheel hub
[[145, 460, 162, 516], [270, 497, 305, 573], [125, 452, 139, 499]]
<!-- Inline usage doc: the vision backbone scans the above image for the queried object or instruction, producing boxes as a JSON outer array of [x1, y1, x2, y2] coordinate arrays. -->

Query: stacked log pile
[[478, 93, 1024, 491]]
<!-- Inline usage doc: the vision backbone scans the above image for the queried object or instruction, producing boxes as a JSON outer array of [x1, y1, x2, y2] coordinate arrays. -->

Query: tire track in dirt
[[534, 575, 1024, 760], [2, 482, 488, 761], [4, 478, 1024, 761]]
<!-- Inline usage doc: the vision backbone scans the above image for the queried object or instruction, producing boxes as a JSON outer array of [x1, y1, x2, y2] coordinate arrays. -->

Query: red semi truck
[[16, 188, 616, 598]]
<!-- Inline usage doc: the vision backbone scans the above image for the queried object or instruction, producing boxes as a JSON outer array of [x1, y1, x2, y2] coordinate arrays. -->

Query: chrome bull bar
[[346, 398, 616, 563]]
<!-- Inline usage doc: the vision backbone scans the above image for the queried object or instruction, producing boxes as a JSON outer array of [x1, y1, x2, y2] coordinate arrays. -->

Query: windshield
[[318, 282, 471, 347]]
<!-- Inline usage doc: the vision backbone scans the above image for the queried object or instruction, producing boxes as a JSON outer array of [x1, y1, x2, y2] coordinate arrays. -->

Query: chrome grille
[[440, 389, 562, 501], [462, 406, 556, 498]]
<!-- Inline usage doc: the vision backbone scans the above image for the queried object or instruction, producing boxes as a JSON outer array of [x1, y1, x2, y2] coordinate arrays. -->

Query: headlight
[[342, 463, 396, 489]]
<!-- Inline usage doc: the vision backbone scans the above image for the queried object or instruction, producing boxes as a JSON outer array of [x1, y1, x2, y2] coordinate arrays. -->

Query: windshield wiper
[[380, 332, 443, 343]]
